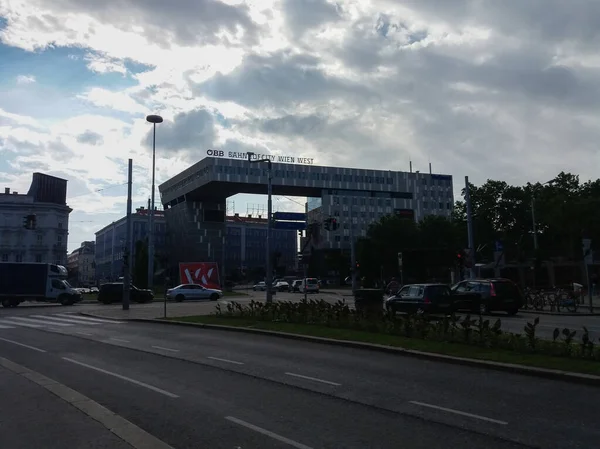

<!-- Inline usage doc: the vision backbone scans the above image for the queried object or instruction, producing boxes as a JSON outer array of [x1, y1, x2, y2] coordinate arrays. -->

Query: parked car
[[451, 278, 523, 315], [301, 278, 319, 294], [97, 283, 153, 304], [274, 281, 290, 292], [291, 280, 303, 292], [166, 284, 222, 302], [385, 283, 479, 315], [252, 282, 277, 293]]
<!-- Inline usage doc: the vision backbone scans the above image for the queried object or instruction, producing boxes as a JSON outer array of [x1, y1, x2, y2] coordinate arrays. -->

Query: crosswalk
[[0, 313, 124, 330]]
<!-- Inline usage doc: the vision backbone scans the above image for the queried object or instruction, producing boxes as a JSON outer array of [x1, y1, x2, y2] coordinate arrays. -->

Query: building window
[[58, 235, 62, 243], [15, 254, 22, 262], [1, 254, 8, 262], [35, 254, 42, 263], [58, 222, 63, 229], [37, 234, 43, 244]]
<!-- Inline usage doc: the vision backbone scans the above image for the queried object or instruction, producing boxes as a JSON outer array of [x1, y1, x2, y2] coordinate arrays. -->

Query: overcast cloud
[[1, 0, 600, 249]]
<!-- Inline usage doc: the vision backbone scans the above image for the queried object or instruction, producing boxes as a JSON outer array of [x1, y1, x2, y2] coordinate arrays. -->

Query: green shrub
[[213, 298, 600, 362]]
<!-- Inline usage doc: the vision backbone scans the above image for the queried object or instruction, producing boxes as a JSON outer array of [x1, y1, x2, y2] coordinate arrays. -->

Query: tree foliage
[[357, 171, 599, 282]]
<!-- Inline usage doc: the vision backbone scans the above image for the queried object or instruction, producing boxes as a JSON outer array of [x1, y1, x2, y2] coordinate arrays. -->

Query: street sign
[[397, 252, 403, 269], [273, 212, 306, 221], [273, 220, 306, 230], [582, 238, 593, 265]]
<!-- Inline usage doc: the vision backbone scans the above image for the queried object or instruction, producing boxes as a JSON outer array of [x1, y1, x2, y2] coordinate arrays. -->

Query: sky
[[1, 0, 600, 253]]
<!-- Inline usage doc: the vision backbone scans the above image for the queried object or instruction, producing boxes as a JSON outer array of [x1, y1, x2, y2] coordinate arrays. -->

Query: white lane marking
[[225, 416, 313, 449], [110, 338, 131, 343], [0, 319, 43, 328], [62, 357, 179, 398], [207, 356, 244, 365], [409, 401, 508, 425], [284, 372, 341, 386], [152, 345, 179, 353], [0, 336, 47, 353], [76, 332, 93, 336], [30, 315, 103, 325], [54, 314, 125, 324], [0, 324, 15, 329], [7, 317, 73, 327]]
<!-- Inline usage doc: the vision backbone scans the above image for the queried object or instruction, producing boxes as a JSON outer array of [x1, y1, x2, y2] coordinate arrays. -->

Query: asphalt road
[[0, 307, 598, 448]]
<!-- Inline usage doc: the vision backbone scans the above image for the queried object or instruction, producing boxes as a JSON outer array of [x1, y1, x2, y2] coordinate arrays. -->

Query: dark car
[[385, 283, 478, 315], [451, 278, 523, 315], [98, 283, 154, 305]]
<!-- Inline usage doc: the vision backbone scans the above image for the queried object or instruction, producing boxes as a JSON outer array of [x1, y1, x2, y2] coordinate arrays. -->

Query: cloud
[[16, 74, 36, 84], [3, 0, 600, 250], [76, 130, 104, 145]]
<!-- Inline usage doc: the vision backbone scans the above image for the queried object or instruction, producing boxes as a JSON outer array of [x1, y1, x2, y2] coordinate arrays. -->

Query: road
[[0, 303, 599, 448]]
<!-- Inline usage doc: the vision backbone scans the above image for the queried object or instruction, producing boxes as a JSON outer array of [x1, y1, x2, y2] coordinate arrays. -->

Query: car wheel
[[507, 308, 518, 316], [210, 293, 219, 301], [175, 294, 185, 302], [1, 299, 12, 308]]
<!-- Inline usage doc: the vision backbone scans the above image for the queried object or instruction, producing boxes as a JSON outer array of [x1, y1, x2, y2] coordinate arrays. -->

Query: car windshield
[[306, 279, 317, 285]]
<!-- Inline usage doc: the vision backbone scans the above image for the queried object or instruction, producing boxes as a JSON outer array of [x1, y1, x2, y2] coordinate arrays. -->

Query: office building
[[94, 206, 167, 282], [225, 214, 297, 275]]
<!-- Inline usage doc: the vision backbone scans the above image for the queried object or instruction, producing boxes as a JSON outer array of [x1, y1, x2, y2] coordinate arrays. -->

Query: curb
[[519, 310, 600, 317], [80, 312, 600, 387]]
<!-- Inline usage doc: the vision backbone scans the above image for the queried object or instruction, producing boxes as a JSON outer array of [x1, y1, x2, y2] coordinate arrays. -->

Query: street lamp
[[146, 114, 163, 291], [247, 152, 273, 303]]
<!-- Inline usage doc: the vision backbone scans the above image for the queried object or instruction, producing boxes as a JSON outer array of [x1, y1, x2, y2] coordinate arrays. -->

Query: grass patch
[[167, 315, 600, 376]]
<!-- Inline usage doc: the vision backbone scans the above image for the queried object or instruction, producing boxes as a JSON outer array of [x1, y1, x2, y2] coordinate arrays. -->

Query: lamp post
[[146, 114, 163, 291], [247, 152, 273, 303]]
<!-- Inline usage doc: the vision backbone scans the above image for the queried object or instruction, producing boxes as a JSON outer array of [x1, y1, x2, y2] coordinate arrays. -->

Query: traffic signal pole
[[350, 206, 357, 292], [465, 176, 476, 279]]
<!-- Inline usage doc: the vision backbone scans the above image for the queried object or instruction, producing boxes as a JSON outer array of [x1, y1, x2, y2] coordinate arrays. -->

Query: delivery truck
[[0, 262, 82, 308]]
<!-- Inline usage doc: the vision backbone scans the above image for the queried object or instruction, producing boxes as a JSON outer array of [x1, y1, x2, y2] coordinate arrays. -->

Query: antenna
[[409, 161, 413, 173], [429, 162, 432, 174]]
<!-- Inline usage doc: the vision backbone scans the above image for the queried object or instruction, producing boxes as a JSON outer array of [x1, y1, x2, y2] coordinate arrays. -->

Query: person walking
[[386, 277, 400, 296]]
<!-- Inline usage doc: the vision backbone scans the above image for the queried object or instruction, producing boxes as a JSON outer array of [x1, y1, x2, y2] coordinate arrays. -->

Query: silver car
[[166, 284, 223, 302]]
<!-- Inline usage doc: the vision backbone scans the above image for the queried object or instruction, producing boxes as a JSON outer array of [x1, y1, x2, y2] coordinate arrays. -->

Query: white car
[[166, 284, 223, 302], [301, 278, 319, 293]]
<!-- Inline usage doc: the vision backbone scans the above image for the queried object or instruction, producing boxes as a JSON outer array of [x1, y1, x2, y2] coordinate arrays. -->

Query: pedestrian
[[386, 277, 400, 296]]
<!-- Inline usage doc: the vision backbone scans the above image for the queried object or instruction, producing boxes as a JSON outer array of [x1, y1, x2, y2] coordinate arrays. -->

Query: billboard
[[179, 262, 221, 289]]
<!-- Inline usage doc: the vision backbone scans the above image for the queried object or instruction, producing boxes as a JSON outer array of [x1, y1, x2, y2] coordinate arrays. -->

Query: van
[[301, 278, 319, 293]]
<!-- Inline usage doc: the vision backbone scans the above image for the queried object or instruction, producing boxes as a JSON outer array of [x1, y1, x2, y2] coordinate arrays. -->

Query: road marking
[[225, 416, 313, 449], [6, 317, 73, 327], [30, 315, 103, 325], [0, 324, 15, 329], [284, 372, 341, 386], [207, 356, 244, 365], [152, 345, 179, 352], [76, 332, 93, 336], [0, 356, 175, 449], [54, 314, 124, 324], [409, 401, 508, 425], [110, 338, 131, 343], [62, 357, 179, 398], [0, 319, 43, 328], [0, 336, 47, 353]]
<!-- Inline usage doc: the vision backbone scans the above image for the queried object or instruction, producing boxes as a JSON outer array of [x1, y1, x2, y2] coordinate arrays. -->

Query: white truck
[[0, 262, 82, 308]]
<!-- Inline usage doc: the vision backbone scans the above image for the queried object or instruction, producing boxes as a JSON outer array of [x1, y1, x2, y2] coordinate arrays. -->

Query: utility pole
[[122, 159, 133, 310], [465, 176, 476, 279], [349, 205, 357, 292], [146, 114, 163, 292], [531, 195, 538, 250], [247, 152, 273, 303]]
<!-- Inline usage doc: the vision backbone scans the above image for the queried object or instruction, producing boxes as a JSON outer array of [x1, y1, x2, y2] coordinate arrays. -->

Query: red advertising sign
[[179, 262, 221, 289]]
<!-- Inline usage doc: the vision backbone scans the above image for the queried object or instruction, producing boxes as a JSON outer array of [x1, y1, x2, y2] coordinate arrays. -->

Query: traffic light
[[456, 251, 464, 267], [23, 214, 36, 230], [324, 218, 331, 231], [330, 218, 338, 231]]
